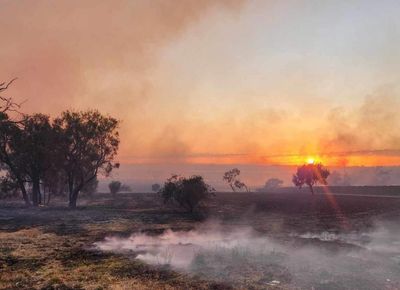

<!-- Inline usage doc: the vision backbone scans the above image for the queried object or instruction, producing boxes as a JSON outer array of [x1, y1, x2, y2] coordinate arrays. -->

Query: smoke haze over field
[[2, 0, 400, 166], [99, 163, 400, 192], [95, 220, 400, 288]]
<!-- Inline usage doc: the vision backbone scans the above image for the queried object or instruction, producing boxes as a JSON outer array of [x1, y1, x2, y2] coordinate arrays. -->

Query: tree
[[0, 112, 30, 205], [54, 110, 120, 208], [160, 175, 215, 213], [0, 79, 30, 205], [109, 181, 121, 197], [151, 183, 161, 192], [0, 79, 21, 114], [260, 178, 283, 191], [292, 163, 330, 195], [13, 114, 56, 206], [0, 175, 20, 199], [223, 168, 249, 192]]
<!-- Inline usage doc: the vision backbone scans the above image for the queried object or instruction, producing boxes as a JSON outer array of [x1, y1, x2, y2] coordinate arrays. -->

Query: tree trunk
[[18, 180, 31, 206], [308, 184, 314, 195], [32, 178, 41, 206], [69, 185, 82, 208], [68, 196, 77, 208]]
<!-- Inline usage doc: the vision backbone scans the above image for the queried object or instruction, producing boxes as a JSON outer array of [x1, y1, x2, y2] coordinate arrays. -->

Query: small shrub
[[160, 175, 215, 213]]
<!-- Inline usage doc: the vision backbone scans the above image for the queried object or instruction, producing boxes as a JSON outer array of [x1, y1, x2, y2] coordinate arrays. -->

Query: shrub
[[151, 183, 161, 192], [108, 181, 122, 197], [160, 175, 215, 213]]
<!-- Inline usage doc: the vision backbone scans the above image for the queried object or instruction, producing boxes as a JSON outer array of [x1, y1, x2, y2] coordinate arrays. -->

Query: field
[[1, 191, 400, 290]]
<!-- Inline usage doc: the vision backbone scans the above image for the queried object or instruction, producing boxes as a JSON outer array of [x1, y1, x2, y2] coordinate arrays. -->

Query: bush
[[108, 181, 122, 197], [160, 175, 215, 213]]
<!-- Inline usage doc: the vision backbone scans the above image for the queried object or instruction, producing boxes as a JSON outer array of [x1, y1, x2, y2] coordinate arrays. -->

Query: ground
[[1, 191, 400, 290]]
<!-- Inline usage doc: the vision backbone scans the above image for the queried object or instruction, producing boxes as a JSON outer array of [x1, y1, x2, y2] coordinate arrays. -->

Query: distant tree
[[151, 183, 161, 192], [261, 178, 283, 191], [292, 163, 330, 195], [160, 175, 215, 213], [223, 168, 249, 192], [54, 110, 120, 208], [120, 183, 131, 192], [109, 181, 122, 197]]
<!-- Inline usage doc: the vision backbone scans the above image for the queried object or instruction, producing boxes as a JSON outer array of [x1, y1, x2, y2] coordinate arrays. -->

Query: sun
[[307, 157, 315, 164]]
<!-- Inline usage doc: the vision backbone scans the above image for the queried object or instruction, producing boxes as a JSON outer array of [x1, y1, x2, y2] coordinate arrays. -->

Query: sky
[[1, 0, 400, 170]]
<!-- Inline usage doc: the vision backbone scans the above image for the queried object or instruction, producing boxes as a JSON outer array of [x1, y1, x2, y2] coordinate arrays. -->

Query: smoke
[[95, 220, 400, 288], [320, 93, 400, 155], [0, 0, 245, 160]]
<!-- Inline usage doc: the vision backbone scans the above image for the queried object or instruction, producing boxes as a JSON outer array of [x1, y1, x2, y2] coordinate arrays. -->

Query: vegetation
[[292, 163, 330, 194], [109, 181, 121, 197], [160, 175, 215, 213], [81, 177, 99, 196], [258, 178, 283, 191], [0, 79, 120, 208], [223, 168, 249, 192], [152, 183, 161, 192], [108, 181, 131, 197]]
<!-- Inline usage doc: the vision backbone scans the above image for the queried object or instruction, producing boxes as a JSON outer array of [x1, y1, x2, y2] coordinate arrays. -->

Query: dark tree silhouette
[[54, 110, 120, 208], [109, 181, 122, 197], [0, 79, 31, 205], [81, 176, 99, 196], [14, 114, 56, 206], [160, 175, 215, 213], [0, 112, 30, 205], [261, 178, 283, 191], [151, 183, 161, 192], [0, 78, 21, 114], [292, 163, 330, 195], [223, 168, 249, 192]]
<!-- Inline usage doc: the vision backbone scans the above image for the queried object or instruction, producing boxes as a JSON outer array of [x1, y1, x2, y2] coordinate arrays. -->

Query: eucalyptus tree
[[54, 110, 120, 208]]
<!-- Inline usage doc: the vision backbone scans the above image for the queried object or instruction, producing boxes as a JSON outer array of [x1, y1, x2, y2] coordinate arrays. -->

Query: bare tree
[[223, 168, 249, 192], [0, 78, 21, 114]]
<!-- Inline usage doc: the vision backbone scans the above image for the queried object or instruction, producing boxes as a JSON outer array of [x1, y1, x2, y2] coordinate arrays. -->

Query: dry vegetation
[[1, 191, 400, 289]]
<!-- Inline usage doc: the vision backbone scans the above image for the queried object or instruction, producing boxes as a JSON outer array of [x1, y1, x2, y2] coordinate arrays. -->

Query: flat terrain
[[1, 192, 400, 290]]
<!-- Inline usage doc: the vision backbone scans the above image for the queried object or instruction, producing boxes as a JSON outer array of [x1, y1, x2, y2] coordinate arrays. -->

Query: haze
[[2, 0, 400, 187]]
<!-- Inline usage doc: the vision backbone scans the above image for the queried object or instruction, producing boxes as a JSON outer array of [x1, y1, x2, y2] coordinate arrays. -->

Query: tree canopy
[[292, 163, 330, 194]]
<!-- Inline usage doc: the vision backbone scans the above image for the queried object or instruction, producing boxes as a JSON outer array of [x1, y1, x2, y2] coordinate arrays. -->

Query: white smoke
[[95, 221, 400, 288]]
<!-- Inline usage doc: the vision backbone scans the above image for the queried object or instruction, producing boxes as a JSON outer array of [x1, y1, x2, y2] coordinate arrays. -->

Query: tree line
[[1, 79, 331, 211], [0, 80, 119, 207]]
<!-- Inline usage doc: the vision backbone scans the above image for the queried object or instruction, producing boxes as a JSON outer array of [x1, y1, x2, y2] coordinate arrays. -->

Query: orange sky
[[1, 0, 400, 167]]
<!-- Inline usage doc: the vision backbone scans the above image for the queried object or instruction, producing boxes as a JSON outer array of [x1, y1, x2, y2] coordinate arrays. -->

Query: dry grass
[[1, 191, 400, 289]]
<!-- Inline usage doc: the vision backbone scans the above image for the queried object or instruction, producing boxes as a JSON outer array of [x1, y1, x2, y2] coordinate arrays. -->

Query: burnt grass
[[0, 191, 400, 289]]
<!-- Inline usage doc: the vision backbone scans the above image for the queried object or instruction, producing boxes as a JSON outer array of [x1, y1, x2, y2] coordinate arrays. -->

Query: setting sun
[[307, 158, 315, 164]]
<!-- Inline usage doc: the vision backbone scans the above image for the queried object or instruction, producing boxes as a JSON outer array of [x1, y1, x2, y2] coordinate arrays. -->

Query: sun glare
[[307, 157, 316, 164]]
